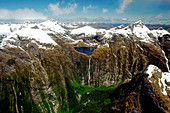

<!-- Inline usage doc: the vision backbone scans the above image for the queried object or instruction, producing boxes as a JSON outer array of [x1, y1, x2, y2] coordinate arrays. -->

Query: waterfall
[[88, 57, 91, 86]]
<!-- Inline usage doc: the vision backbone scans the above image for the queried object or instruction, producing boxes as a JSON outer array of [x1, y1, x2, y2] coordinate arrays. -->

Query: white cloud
[[154, 13, 163, 19], [102, 8, 108, 13], [48, 3, 77, 16], [122, 17, 128, 20], [116, 0, 132, 13], [0, 8, 47, 20], [83, 4, 97, 14]]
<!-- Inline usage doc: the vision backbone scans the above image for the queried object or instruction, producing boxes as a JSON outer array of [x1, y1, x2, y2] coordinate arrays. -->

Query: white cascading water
[[88, 57, 91, 86]]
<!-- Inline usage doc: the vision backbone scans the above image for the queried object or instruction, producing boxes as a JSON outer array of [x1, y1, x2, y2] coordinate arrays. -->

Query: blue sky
[[0, 0, 170, 24]]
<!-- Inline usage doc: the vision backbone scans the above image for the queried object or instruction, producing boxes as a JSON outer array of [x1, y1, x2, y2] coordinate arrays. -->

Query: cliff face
[[102, 65, 170, 113], [0, 20, 169, 113], [0, 35, 89, 113], [158, 34, 170, 68], [90, 34, 169, 87]]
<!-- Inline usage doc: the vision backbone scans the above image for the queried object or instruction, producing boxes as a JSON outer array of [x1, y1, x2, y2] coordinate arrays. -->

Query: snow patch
[[40, 20, 65, 33], [162, 50, 170, 72], [132, 23, 152, 43], [145, 65, 158, 78], [0, 27, 58, 49], [137, 44, 143, 51], [71, 26, 97, 36], [103, 43, 109, 47], [69, 39, 84, 44], [160, 72, 170, 95], [114, 29, 131, 37], [14, 28, 57, 45], [0, 24, 11, 35], [151, 30, 170, 39], [145, 65, 170, 95]]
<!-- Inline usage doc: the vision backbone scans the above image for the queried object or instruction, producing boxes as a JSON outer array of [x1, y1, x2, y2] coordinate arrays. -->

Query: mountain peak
[[71, 25, 97, 36], [129, 20, 148, 32], [41, 19, 58, 25], [132, 20, 145, 28], [134, 20, 143, 24], [48, 19, 58, 23], [116, 24, 125, 29]]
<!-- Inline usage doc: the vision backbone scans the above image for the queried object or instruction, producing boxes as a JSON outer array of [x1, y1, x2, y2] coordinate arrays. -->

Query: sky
[[0, 0, 170, 24]]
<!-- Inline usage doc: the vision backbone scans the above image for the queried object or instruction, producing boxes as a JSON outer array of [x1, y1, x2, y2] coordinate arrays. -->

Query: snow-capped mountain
[[0, 20, 169, 49], [40, 20, 65, 33], [70, 26, 98, 36], [0, 20, 170, 113], [1, 20, 169, 72]]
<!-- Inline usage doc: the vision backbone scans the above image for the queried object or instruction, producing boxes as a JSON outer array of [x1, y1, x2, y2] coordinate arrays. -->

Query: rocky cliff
[[102, 65, 170, 113]]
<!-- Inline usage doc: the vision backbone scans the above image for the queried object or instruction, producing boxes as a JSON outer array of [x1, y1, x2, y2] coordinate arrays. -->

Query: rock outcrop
[[158, 34, 170, 69], [102, 65, 170, 113]]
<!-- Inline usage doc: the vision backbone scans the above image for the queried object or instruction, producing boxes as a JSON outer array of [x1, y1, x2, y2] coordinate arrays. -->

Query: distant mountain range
[[1, 19, 169, 48], [89, 23, 170, 30]]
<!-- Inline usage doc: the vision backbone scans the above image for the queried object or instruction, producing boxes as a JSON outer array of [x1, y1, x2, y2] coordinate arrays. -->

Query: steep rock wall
[[89, 35, 168, 87]]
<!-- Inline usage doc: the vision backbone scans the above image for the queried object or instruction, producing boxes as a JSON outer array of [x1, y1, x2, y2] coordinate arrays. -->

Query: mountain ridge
[[1, 19, 169, 48]]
